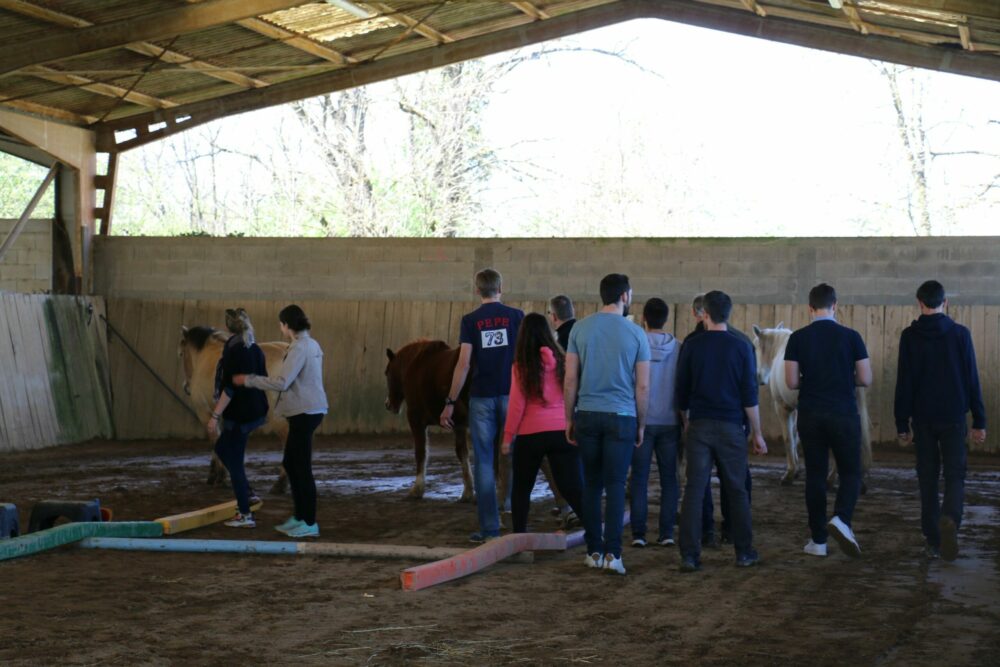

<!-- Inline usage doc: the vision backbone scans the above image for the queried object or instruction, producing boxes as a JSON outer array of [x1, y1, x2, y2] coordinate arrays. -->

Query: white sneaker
[[657, 536, 675, 547], [603, 554, 626, 575], [828, 516, 861, 558], [803, 540, 828, 557], [631, 537, 647, 548], [584, 552, 603, 569], [224, 512, 256, 528]]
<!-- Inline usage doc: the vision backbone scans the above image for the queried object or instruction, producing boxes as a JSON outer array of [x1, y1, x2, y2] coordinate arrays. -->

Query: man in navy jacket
[[894, 280, 987, 562]]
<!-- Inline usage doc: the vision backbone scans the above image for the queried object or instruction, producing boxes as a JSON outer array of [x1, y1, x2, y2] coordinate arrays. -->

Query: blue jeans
[[214, 422, 259, 515], [469, 396, 509, 537], [799, 412, 861, 544], [575, 410, 637, 558], [630, 424, 680, 542], [680, 420, 753, 562], [913, 421, 967, 548]]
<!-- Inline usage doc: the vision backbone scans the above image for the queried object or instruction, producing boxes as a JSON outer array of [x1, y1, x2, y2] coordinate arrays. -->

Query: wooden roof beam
[[510, 1, 551, 20], [22, 65, 179, 109], [361, 2, 455, 44], [0, 0, 308, 77], [840, 4, 869, 35], [0, 99, 98, 125], [0, 0, 269, 88], [958, 25, 973, 51], [738, 0, 767, 18], [235, 17, 359, 65]]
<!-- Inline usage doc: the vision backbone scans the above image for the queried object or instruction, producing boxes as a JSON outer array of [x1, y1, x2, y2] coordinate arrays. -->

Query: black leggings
[[283, 413, 324, 525], [511, 430, 584, 533]]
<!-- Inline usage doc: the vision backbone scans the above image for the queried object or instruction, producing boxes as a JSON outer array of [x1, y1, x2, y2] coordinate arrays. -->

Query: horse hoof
[[780, 475, 795, 486], [407, 488, 425, 501], [458, 492, 474, 504], [268, 481, 288, 495]]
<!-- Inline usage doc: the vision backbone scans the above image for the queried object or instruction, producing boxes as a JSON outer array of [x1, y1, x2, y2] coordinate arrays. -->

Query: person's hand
[[501, 441, 512, 456], [565, 422, 576, 446], [898, 431, 913, 446], [439, 404, 454, 430], [635, 427, 644, 449], [206, 415, 219, 437], [751, 433, 767, 456], [232, 374, 247, 386], [971, 429, 987, 445]]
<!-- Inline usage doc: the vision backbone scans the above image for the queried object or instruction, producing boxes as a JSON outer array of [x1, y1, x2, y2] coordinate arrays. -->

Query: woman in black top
[[207, 308, 269, 528]]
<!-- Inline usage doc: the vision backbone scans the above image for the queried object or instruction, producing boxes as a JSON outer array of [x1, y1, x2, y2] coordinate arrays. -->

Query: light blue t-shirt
[[568, 313, 651, 417]]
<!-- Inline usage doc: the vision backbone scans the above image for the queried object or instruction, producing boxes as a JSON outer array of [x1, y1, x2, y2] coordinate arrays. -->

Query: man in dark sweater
[[676, 291, 767, 572], [784, 284, 872, 559], [548, 294, 576, 351], [894, 280, 986, 561]]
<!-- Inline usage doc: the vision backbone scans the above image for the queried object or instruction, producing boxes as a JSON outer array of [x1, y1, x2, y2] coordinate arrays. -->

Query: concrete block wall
[[0, 219, 52, 293], [93, 236, 1000, 305]]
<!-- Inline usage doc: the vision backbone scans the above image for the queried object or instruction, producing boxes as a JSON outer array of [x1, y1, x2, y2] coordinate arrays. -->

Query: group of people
[[207, 304, 328, 538], [440, 269, 986, 574]]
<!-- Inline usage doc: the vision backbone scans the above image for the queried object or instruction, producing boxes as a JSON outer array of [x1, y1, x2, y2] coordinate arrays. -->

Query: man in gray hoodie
[[629, 298, 680, 547]]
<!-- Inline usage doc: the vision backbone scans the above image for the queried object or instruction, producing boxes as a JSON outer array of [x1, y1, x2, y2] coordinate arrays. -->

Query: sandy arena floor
[[1, 436, 998, 666]]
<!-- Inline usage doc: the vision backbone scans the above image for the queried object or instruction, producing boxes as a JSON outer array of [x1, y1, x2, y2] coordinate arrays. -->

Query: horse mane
[[184, 326, 228, 351], [392, 339, 450, 365]]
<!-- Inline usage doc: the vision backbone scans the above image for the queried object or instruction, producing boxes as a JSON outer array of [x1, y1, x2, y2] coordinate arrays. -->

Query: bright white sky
[[115, 16, 1000, 237]]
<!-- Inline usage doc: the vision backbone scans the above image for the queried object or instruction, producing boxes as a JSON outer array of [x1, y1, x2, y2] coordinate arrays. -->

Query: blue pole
[[79, 537, 302, 555]]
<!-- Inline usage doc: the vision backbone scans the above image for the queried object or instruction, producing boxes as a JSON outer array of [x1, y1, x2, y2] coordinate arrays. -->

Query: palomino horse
[[179, 325, 291, 493], [751, 323, 872, 488]]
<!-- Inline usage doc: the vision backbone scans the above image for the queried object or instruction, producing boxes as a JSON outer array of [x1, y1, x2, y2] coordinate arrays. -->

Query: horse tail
[[856, 386, 873, 472]]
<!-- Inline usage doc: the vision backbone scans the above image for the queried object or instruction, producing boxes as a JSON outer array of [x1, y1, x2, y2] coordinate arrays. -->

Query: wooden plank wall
[[0, 293, 114, 452], [105, 299, 999, 454]]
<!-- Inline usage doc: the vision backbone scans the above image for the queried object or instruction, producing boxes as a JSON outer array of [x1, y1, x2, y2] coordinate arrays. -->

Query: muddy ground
[[0, 436, 998, 666]]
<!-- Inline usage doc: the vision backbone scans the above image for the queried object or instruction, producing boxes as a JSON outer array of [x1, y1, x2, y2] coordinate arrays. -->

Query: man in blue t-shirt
[[894, 280, 986, 562], [676, 290, 767, 573], [564, 274, 650, 575], [784, 283, 872, 559], [440, 268, 523, 543]]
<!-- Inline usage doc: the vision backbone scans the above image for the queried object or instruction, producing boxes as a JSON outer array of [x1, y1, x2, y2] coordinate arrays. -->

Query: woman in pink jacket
[[501, 313, 584, 533]]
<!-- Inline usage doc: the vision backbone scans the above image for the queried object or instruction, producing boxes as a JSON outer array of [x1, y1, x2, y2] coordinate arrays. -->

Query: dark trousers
[[511, 430, 584, 533], [913, 421, 967, 548], [630, 425, 681, 541], [702, 457, 752, 539], [576, 411, 637, 559], [799, 411, 862, 544], [215, 425, 252, 515], [679, 420, 753, 562], [284, 413, 324, 525]]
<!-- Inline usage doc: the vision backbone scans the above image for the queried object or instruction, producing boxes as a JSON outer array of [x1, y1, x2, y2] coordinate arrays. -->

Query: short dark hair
[[548, 294, 574, 322], [475, 268, 502, 298], [643, 298, 669, 329], [916, 280, 945, 309], [703, 290, 732, 324], [599, 273, 630, 306], [692, 294, 705, 315], [279, 304, 311, 332], [808, 283, 837, 310]]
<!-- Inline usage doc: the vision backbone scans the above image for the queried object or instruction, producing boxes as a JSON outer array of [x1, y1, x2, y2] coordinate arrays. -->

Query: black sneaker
[[679, 557, 701, 573], [939, 515, 959, 562], [735, 550, 760, 568]]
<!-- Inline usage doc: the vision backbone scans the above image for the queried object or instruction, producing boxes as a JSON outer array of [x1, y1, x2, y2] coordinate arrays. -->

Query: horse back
[[401, 342, 469, 429]]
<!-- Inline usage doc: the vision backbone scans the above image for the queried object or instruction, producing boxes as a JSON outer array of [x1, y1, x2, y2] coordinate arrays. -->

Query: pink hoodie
[[502, 346, 566, 443]]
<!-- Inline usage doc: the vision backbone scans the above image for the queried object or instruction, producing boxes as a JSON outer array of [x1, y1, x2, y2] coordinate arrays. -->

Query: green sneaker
[[275, 516, 303, 534], [286, 522, 320, 539]]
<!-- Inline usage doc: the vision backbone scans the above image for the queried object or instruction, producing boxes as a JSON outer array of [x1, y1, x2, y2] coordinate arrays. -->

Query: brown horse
[[179, 325, 290, 494], [384, 340, 475, 501]]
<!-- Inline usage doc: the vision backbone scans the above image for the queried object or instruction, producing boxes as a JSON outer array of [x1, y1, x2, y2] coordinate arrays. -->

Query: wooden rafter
[[0, 0, 269, 89], [1, 99, 98, 125], [841, 4, 869, 35], [22, 66, 179, 109], [236, 17, 359, 65], [510, 1, 551, 20], [958, 24, 973, 51], [738, 0, 767, 18], [361, 2, 455, 44], [0, 0, 307, 77]]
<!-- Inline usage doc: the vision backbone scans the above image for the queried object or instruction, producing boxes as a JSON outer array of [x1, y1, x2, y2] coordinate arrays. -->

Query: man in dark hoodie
[[894, 280, 986, 562]]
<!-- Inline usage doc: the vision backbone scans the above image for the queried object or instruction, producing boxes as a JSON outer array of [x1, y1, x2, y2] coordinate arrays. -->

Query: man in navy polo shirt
[[440, 268, 523, 542], [676, 290, 767, 572], [784, 283, 872, 559]]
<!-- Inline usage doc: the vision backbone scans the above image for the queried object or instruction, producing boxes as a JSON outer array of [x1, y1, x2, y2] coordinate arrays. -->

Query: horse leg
[[269, 420, 290, 495], [408, 426, 429, 500], [780, 407, 797, 486], [540, 458, 570, 517], [455, 426, 474, 503], [208, 452, 228, 486]]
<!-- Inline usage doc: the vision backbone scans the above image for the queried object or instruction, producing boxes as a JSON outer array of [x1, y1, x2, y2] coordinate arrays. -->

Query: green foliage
[[0, 154, 55, 218]]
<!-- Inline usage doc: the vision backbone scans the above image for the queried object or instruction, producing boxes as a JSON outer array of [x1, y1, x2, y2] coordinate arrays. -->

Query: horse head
[[179, 325, 226, 396], [751, 322, 791, 387], [384, 348, 405, 414]]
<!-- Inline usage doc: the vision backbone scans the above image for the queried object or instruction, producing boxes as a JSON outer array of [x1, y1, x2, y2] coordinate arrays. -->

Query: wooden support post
[[0, 162, 57, 263], [95, 152, 118, 236]]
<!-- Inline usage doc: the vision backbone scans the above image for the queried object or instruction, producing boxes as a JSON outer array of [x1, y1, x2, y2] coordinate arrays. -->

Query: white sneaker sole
[[828, 522, 861, 559]]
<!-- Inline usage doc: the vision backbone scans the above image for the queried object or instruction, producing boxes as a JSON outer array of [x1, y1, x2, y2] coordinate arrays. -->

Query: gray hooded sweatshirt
[[646, 331, 679, 426], [245, 330, 328, 418]]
